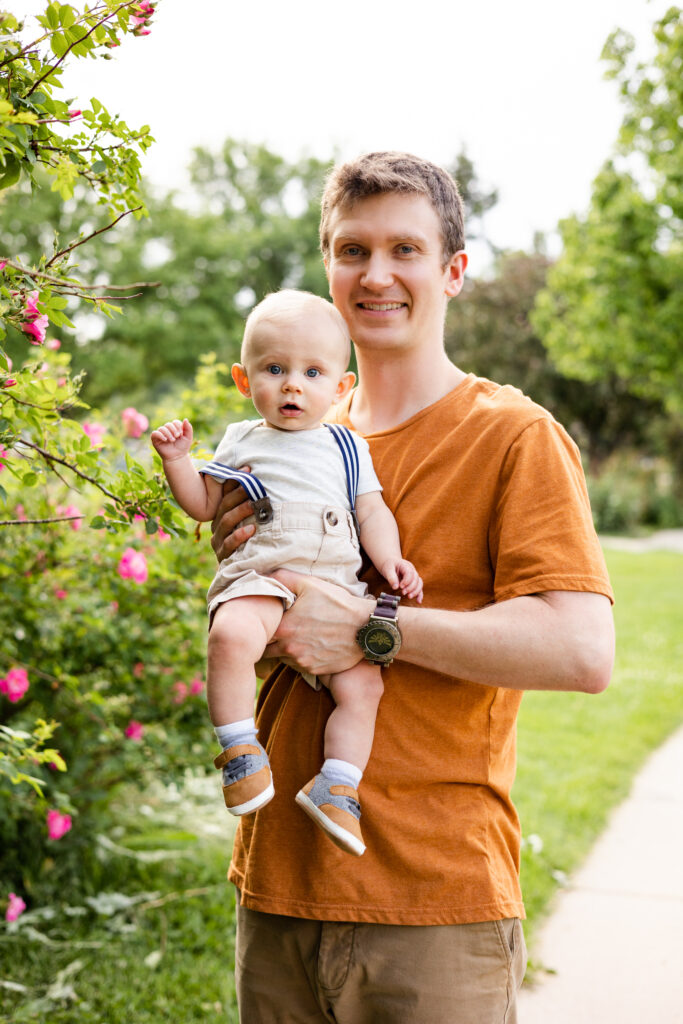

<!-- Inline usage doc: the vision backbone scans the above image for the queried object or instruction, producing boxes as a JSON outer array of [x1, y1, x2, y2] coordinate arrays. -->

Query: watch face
[[364, 627, 396, 657]]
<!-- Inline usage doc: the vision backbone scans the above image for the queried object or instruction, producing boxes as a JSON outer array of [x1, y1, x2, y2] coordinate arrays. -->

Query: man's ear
[[231, 363, 251, 397], [332, 370, 356, 404], [444, 251, 468, 298]]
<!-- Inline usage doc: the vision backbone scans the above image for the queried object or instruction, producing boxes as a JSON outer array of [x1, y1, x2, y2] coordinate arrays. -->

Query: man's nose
[[360, 252, 394, 290]]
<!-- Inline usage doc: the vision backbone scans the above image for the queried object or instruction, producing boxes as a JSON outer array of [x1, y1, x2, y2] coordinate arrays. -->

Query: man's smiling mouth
[[357, 302, 405, 311]]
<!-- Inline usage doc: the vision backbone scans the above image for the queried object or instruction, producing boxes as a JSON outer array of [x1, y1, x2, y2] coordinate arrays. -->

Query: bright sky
[[12, 0, 667, 271]]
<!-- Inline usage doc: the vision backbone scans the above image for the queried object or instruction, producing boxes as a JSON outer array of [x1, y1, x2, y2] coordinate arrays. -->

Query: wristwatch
[[356, 593, 402, 665]]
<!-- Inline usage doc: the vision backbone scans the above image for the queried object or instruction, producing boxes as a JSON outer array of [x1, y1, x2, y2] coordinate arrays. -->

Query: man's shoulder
[[452, 375, 558, 436]]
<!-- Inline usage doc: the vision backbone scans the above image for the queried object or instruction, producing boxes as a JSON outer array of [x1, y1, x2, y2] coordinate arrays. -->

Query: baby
[[151, 290, 422, 856]]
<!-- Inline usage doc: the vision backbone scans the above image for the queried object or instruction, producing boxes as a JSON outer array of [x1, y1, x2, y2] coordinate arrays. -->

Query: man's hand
[[265, 570, 371, 676], [210, 474, 256, 563]]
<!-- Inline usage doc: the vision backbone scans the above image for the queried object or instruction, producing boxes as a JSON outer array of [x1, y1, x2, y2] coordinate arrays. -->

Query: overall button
[[325, 511, 339, 526]]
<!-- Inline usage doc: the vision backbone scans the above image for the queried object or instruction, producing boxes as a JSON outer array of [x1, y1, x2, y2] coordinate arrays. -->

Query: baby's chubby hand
[[151, 418, 193, 462], [380, 558, 424, 603]]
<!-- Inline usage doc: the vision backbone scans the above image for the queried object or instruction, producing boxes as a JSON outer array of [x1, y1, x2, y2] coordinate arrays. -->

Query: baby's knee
[[209, 604, 259, 657], [332, 664, 384, 707]]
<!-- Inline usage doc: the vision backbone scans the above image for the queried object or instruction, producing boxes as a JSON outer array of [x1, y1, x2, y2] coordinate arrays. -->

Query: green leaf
[[46, 3, 60, 29], [0, 154, 20, 191], [50, 31, 68, 58], [59, 4, 75, 29]]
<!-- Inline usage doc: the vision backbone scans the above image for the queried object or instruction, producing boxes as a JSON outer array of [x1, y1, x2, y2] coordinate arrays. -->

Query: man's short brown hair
[[320, 152, 465, 265]]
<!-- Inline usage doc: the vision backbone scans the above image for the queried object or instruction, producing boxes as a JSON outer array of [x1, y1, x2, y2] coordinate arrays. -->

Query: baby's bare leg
[[324, 662, 384, 772], [207, 596, 284, 725]]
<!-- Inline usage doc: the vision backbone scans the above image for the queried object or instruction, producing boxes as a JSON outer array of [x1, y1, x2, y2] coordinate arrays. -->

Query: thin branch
[[15, 437, 118, 500], [25, 3, 134, 97], [46, 207, 141, 268], [0, 515, 84, 525], [0, 258, 159, 292], [0, 3, 113, 70], [135, 888, 217, 912]]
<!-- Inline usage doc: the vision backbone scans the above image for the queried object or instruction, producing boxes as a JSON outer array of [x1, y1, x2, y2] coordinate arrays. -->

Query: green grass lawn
[[515, 549, 683, 941], [2, 548, 681, 1022]]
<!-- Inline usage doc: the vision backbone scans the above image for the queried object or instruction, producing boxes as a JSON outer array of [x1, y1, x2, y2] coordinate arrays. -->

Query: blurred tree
[[531, 7, 683, 420], [446, 250, 664, 464]]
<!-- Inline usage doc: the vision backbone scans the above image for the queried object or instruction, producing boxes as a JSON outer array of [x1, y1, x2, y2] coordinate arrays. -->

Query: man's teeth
[[359, 302, 404, 311]]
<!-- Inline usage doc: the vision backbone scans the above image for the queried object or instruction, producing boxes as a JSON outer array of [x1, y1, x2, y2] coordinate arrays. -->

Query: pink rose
[[121, 406, 149, 438], [24, 290, 40, 318], [133, 662, 145, 677], [55, 589, 68, 599], [45, 338, 61, 350], [5, 893, 26, 922], [0, 446, 8, 471], [125, 720, 144, 741], [0, 260, 7, 271], [189, 676, 205, 696], [82, 421, 106, 448], [117, 547, 148, 584], [172, 681, 188, 704], [22, 314, 48, 345], [157, 527, 170, 541], [47, 809, 72, 840], [57, 504, 83, 530], [68, 109, 82, 118], [0, 667, 29, 703], [2, 379, 16, 388]]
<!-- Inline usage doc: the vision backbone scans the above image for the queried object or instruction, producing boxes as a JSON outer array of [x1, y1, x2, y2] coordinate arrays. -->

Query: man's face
[[325, 192, 466, 355]]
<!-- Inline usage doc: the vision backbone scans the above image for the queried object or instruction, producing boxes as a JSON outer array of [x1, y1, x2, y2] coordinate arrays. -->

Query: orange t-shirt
[[228, 375, 614, 925]]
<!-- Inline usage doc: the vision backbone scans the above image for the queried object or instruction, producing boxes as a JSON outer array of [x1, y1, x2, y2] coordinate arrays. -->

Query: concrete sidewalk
[[518, 723, 683, 1023]]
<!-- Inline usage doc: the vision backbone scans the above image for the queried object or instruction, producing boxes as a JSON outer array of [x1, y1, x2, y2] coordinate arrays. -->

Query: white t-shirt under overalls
[[202, 419, 381, 623]]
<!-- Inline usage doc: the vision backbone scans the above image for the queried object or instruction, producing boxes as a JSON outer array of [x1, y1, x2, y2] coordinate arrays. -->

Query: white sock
[[215, 718, 257, 750], [321, 758, 362, 790]]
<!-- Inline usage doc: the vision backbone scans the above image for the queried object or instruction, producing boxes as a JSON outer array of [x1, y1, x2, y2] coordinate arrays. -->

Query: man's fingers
[[210, 493, 255, 559], [269, 568, 305, 596]]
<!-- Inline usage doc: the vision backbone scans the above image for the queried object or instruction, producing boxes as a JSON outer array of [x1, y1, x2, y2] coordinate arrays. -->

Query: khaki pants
[[235, 903, 527, 1024]]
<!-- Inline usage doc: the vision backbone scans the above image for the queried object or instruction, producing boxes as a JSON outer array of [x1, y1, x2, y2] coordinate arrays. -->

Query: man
[[212, 152, 615, 1023]]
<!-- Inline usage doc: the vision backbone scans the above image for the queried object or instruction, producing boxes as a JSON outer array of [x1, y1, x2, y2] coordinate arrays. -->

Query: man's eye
[[397, 244, 415, 255], [305, 368, 320, 378], [267, 365, 283, 375], [342, 246, 362, 257]]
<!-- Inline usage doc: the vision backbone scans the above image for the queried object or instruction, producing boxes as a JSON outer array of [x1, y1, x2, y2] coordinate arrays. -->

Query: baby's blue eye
[[305, 368, 320, 378], [267, 365, 283, 375]]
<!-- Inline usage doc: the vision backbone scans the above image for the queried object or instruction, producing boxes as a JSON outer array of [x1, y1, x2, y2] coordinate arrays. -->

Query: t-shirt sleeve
[[354, 433, 383, 495], [489, 416, 613, 604], [196, 421, 243, 477]]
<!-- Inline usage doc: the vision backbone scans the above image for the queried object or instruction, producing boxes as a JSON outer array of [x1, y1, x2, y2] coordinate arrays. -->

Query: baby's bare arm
[[355, 491, 423, 601], [151, 419, 221, 522]]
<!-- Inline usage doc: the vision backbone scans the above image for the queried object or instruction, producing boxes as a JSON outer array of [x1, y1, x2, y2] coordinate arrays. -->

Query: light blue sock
[[321, 758, 362, 790], [215, 717, 257, 751]]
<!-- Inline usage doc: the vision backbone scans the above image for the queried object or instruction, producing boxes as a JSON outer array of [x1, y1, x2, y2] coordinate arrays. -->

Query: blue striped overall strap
[[199, 424, 360, 529], [324, 423, 359, 510], [199, 462, 273, 523]]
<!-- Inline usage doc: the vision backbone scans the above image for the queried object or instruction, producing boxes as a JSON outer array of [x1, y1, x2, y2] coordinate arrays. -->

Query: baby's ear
[[231, 363, 251, 397], [333, 370, 356, 403]]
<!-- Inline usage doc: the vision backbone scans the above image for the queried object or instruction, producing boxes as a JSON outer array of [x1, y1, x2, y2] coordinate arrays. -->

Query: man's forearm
[[397, 590, 614, 693], [267, 571, 615, 694]]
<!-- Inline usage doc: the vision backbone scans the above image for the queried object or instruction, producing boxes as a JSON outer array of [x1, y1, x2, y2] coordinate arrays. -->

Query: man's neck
[[349, 348, 466, 435]]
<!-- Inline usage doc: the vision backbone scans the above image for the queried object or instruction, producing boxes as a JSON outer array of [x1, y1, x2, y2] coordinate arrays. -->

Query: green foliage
[[586, 451, 683, 533], [532, 8, 683, 418], [445, 250, 669, 465], [0, 352, 245, 901]]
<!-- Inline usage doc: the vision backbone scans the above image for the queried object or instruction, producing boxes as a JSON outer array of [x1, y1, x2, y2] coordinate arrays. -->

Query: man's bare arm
[[266, 571, 615, 694]]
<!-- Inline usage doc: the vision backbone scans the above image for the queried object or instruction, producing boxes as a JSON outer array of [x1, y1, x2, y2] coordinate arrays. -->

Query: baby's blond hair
[[242, 290, 350, 365]]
